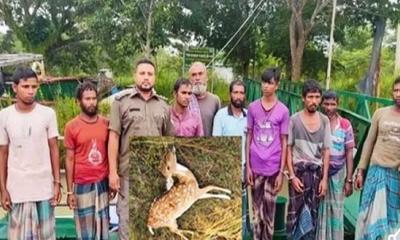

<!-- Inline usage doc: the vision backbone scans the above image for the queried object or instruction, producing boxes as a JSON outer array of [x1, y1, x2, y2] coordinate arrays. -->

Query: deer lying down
[[147, 147, 231, 240]]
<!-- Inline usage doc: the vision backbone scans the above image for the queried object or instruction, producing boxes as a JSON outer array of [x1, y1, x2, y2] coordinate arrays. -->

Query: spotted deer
[[147, 146, 231, 240]]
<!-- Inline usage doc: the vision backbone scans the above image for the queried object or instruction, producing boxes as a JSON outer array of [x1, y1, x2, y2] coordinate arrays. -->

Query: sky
[[0, 24, 9, 34]]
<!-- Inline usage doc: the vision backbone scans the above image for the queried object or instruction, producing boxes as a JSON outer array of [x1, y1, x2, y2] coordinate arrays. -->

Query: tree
[[341, 0, 400, 96], [178, 0, 266, 77], [0, 0, 98, 74], [0, 30, 15, 53], [286, 0, 331, 81], [83, 0, 182, 73]]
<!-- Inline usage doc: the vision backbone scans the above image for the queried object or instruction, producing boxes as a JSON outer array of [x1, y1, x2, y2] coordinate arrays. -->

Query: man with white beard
[[188, 62, 221, 136]]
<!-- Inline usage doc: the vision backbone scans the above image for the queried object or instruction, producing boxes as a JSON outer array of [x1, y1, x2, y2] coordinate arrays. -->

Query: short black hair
[[76, 81, 97, 100], [134, 58, 156, 72], [394, 76, 400, 88], [322, 90, 339, 103], [12, 67, 38, 84], [173, 78, 192, 93], [229, 80, 246, 93], [302, 79, 322, 97], [261, 67, 280, 84]]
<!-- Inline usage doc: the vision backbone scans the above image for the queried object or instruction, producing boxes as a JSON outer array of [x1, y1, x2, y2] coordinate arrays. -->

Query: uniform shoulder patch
[[156, 94, 169, 102], [114, 88, 133, 101]]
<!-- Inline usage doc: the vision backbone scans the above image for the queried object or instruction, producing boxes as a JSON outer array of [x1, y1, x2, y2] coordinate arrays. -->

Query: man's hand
[[51, 184, 61, 206], [246, 166, 254, 187], [273, 172, 284, 194], [343, 181, 353, 197], [354, 170, 364, 190], [109, 172, 120, 192], [67, 194, 77, 209], [109, 190, 117, 200], [1, 190, 11, 211], [291, 177, 304, 193], [318, 178, 328, 198]]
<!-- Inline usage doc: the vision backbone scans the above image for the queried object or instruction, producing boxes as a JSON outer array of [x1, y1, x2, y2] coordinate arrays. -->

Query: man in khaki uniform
[[108, 59, 174, 240]]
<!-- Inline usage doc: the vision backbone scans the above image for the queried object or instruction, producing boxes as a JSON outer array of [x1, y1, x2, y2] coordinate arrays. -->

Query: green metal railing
[[244, 78, 393, 236], [246, 78, 392, 156]]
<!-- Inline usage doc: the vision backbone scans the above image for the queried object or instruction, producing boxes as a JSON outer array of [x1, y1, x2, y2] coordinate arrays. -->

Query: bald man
[[188, 62, 221, 136]]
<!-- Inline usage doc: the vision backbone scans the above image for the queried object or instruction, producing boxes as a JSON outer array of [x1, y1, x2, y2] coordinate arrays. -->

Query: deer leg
[[167, 220, 192, 240], [198, 193, 231, 200], [201, 185, 232, 194]]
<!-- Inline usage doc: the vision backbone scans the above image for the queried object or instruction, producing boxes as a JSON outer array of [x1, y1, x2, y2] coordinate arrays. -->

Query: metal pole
[[326, 0, 337, 90], [182, 49, 186, 77], [395, 24, 400, 76], [211, 48, 215, 93]]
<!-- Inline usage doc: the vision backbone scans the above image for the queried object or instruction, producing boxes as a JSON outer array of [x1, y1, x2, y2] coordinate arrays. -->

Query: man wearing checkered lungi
[[246, 68, 290, 240], [0, 68, 61, 239], [354, 77, 400, 240], [64, 81, 110, 239], [286, 80, 331, 240]]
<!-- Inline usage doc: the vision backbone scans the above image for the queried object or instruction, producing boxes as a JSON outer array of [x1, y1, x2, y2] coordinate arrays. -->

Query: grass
[[129, 137, 242, 240]]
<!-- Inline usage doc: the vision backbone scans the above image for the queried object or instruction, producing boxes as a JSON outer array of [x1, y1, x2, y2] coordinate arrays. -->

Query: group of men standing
[[0, 59, 242, 240], [0, 58, 399, 240], [245, 69, 400, 240]]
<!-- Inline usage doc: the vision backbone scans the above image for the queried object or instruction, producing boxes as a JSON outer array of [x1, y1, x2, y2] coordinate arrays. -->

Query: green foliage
[[46, 41, 99, 76], [208, 72, 230, 105], [154, 50, 182, 98], [330, 26, 396, 98], [53, 97, 80, 135], [179, 0, 262, 77], [0, 0, 99, 75], [0, 30, 15, 53], [82, 0, 182, 73], [341, 0, 400, 26]]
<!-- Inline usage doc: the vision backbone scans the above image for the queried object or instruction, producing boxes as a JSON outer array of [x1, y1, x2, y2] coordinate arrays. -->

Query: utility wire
[[221, 3, 264, 64], [206, 0, 266, 67]]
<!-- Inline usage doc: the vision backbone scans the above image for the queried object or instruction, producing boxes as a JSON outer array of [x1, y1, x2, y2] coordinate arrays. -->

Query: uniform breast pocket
[[122, 108, 143, 126]]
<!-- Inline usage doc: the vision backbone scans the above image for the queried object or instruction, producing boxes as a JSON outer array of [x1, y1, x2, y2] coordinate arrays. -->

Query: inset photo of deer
[[129, 137, 242, 240]]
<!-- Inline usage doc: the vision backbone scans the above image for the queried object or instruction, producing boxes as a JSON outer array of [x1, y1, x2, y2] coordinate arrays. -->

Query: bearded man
[[107, 59, 174, 239], [64, 81, 110, 239], [188, 62, 221, 136]]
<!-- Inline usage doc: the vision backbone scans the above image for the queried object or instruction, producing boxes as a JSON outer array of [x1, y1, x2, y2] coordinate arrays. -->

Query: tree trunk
[[243, 61, 250, 79], [358, 17, 386, 96], [144, 0, 154, 58], [289, 13, 305, 81]]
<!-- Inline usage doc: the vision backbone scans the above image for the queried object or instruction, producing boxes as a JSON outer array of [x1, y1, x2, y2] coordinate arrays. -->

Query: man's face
[[175, 84, 192, 108], [12, 77, 39, 105], [303, 91, 321, 113], [189, 64, 207, 95], [230, 84, 246, 108], [79, 89, 98, 116], [135, 63, 155, 92], [393, 83, 400, 108], [261, 80, 278, 97], [322, 98, 338, 118]]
